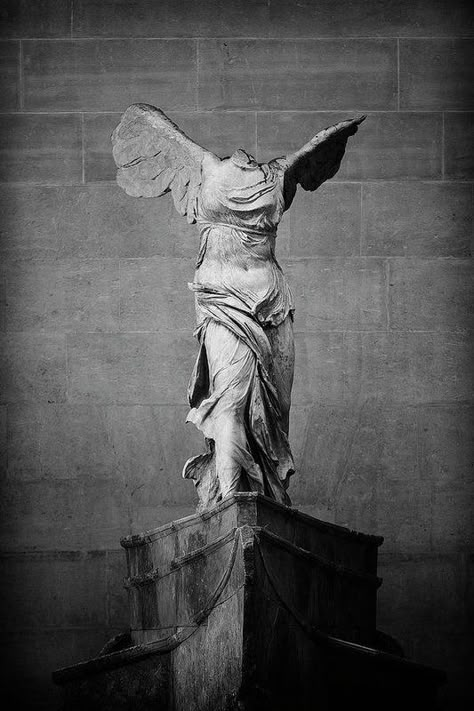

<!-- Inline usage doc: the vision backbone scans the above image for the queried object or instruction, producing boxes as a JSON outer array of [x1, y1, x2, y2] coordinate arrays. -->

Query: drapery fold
[[182, 282, 294, 511]]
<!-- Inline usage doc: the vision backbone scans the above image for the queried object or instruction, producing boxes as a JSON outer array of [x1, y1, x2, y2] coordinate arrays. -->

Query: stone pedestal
[[53, 494, 445, 710]]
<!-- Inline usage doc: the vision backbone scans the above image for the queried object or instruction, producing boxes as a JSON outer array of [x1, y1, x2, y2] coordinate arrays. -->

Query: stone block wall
[[0, 1, 472, 707]]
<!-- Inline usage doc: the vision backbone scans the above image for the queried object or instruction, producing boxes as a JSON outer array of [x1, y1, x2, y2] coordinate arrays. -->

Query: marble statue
[[112, 106, 364, 511]]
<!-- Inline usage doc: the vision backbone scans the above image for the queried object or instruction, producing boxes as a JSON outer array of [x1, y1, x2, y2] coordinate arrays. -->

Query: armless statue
[[112, 106, 364, 511]]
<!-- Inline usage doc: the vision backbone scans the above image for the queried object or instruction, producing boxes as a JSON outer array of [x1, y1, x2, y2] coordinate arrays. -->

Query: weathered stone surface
[[84, 478, 140, 548], [168, 111, 258, 162], [0, 41, 20, 110], [343, 332, 473, 404], [0, 0, 72, 38], [6, 404, 119, 481], [60, 651, 172, 711], [5, 404, 202, 505], [106, 550, 130, 628], [0, 333, 66, 404], [0, 185, 200, 259], [0, 277, 5, 332], [292, 332, 344, 405], [131, 504, 196, 538], [54, 499, 447, 710], [290, 403, 419, 509], [400, 39, 474, 110], [361, 183, 473, 257], [0, 406, 6, 476], [274, 212, 291, 259], [257, 112, 442, 179], [0, 551, 107, 630], [198, 40, 397, 111], [0, 479, 83, 550], [0, 478, 130, 550], [0, 114, 82, 184], [413, 629, 472, 707], [286, 185, 360, 257], [284, 258, 387, 331], [372, 480, 433, 556], [3, 259, 121, 332], [121, 495, 381, 649], [3, 628, 112, 711], [444, 112, 474, 180], [67, 332, 196, 404], [83, 113, 120, 182], [23, 40, 197, 111], [119, 257, 196, 332], [432, 484, 474, 552], [377, 556, 467, 639], [418, 404, 474, 487], [389, 258, 474, 332], [71, 0, 474, 38], [84, 111, 257, 182]]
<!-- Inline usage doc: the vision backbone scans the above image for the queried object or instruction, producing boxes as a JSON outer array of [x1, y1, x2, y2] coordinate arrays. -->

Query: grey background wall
[[0, 0, 472, 708]]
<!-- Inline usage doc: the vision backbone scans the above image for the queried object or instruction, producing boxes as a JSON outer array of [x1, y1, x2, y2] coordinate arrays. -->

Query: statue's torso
[[193, 158, 293, 327]]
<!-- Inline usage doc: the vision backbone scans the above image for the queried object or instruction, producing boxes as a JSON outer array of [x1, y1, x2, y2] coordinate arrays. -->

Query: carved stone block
[[53, 495, 445, 710]]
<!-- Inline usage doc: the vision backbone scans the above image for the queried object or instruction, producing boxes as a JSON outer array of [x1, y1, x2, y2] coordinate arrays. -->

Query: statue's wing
[[111, 104, 217, 223], [277, 115, 366, 209]]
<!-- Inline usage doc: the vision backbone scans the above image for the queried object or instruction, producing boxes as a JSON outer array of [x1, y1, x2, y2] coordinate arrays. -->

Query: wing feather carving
[[278, 115, 366, 209], [111, 104, 217, 223]]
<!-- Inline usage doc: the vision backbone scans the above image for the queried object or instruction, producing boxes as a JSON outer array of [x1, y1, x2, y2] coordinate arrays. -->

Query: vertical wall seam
[[104, 551, 110, 627], [385, 258, 391, 332], [81, 113, 85, 184], [65, 334, 69, 402], [4, 402, 8, 476], [359, 183, 363, 257], [70, 0, 74, 39], [396, 38, 400, 111], [2, 276, 6, 332], [255, 111, 259, 160], [195, 39, 200, 111], [415, 404, 421, 483], [254, 111, 258, 159], [341, 329, 348, 404], [118, 259, 122, 329], [441, 112, 445, 180], [18, 40, 24, 111]]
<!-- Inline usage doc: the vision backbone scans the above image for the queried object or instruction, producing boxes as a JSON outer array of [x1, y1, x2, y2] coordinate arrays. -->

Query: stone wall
[[0, 1, 472, 707]]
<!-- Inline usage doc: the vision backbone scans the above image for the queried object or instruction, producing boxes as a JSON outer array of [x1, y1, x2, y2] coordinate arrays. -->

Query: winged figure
[[112, 105, 365, 512]]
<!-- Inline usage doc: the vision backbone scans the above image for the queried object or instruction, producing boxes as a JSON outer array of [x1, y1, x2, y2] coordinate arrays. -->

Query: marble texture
[[112, 104, 364, 511]]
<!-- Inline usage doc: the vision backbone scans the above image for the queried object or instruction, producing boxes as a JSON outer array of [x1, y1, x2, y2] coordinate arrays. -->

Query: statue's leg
[[265, 315, 295, 435], [201, 321, 259, 498]]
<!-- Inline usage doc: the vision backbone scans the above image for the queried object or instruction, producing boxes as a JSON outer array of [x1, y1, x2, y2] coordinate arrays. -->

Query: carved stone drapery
[[112, 105, 364, 511]]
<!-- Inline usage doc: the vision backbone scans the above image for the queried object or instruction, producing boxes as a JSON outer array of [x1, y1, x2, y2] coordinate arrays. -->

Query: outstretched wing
[[111, 104, 217, 223], [276, 115, 366, 210]]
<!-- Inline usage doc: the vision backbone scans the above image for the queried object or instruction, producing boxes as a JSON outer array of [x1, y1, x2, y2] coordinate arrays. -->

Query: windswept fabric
[[182, 160, 296, 510], [112, 105, 364, 512], [183, 283, 294, 507]]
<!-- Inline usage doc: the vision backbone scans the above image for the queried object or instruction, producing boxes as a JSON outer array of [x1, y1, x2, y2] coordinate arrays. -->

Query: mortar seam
[[195, 38, 200, 111], [396, 38, 400, 111], [18, 40, 24, 111], [441, 112, 445, 179], [80, 112, 85, 184], [385, 259, 391, 331]]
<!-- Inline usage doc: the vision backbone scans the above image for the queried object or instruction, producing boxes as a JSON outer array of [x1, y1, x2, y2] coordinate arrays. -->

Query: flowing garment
[[182, 160, 296, 510], [113, 104, 364, 512]]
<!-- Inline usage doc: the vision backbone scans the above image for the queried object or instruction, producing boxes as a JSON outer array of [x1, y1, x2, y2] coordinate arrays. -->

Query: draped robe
[[112, 104, 364, 513], [182, 160, 296, 510]]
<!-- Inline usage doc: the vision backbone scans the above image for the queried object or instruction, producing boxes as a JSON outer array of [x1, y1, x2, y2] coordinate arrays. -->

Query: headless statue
[[112, 105, 364, 511]]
